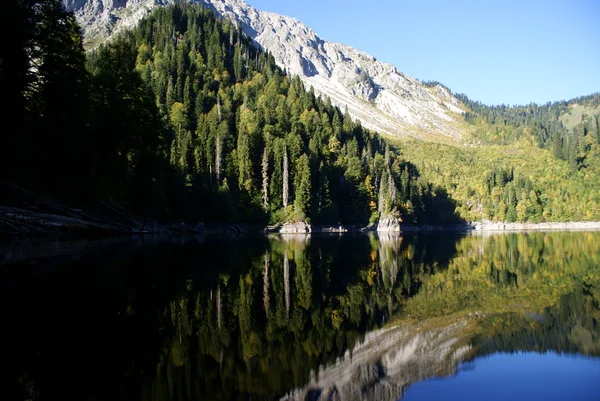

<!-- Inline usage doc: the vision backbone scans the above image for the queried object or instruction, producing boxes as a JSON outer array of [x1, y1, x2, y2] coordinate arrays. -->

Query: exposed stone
[[376, 216, 401, 232], [279, 221, 311, 233], [64, 0, 466, 141], [470, 221, 600, 231]]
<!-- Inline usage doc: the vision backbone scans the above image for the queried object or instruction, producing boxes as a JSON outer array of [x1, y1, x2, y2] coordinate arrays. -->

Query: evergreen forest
[[2, 0, 600, 226]]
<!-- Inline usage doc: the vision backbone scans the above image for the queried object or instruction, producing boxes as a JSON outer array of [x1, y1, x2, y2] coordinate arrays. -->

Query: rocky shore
[[2, 180, 599, 239], [5, 203, 600, 239], [264, 222, 371, 234], [470, 221, 600, 231], [264, 219, 600, 235]]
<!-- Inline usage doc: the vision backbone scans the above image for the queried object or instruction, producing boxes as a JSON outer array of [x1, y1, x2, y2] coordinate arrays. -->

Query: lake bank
[[470, 221, 600, 231], [265, 220, 600, 234], [2, 180, 600, 239], [4, 203, 600, 240]]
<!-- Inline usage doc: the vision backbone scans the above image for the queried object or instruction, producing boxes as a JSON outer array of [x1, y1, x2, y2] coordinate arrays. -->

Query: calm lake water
[[1, 231, 599, 400]]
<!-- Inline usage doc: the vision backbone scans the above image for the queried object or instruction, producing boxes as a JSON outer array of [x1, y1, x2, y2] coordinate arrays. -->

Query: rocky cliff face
[[64, 0, 465, 140]]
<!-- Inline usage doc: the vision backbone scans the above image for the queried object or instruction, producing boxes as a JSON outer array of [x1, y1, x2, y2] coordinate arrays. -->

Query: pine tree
[[283, 145, 289, 208], [294, 154, 312, 218], [233, 44, 243, 82], [237, 132, 253, 193], [262, 146, 269, 212], [378, 173, 388, 215], [215, 133, 221, 184]]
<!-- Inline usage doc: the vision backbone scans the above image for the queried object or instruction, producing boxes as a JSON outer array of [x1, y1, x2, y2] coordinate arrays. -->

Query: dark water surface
[[1, 231, 599, 400]]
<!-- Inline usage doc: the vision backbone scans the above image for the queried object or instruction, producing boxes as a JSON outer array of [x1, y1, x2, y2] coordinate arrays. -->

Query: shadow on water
[[1, 231, 599, 400]]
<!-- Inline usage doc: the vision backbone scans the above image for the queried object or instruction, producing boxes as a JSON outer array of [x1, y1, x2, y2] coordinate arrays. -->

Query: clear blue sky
[[245, 0, 600, 106]]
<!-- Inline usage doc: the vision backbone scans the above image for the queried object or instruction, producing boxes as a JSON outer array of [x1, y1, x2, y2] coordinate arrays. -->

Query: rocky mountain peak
[[64, 0, 465, 140]]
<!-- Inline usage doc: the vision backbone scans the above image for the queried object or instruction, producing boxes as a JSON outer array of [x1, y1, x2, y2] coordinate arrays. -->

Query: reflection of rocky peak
[[281, 323, 471, 401], [64, 0, 465, 140]]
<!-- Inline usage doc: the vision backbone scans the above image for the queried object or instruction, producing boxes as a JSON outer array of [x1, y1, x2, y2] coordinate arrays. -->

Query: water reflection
[[1, 231, 599, 400], [403, 352, 600, 401]]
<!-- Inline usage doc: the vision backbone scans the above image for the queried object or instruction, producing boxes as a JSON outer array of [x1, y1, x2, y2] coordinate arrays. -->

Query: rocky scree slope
[[64, 0, 465, 140]]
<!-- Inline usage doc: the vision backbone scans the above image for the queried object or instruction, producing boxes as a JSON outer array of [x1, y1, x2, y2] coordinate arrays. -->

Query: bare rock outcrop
[[377, 216, 402, 232], [279, 221, 311, 234]]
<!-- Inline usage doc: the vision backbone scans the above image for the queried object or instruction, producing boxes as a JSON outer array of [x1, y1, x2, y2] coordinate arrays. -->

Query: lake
[[1, 231, 599, 400]]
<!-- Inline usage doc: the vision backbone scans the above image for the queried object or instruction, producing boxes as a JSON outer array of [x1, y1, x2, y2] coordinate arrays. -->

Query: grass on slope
[[560, 103, 600, 131]]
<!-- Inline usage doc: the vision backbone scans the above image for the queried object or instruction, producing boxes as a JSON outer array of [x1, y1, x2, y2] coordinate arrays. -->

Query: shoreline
[[265, 220, 600, 234], [2, 183, 600, 239], [388, 221, 600, 233], [468, 221, 600, 232], [3, 180, 600, 239], [4, 204, 600, 240]]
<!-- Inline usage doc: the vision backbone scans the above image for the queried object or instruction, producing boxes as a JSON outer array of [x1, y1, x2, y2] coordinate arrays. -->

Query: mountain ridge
[[64, 0, 466, 141]]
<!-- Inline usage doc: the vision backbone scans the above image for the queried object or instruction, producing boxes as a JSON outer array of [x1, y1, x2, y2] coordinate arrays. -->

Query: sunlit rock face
[[377, 216, 402, 232], [280, 323, 471, 401], [64, 0, 465, 141]]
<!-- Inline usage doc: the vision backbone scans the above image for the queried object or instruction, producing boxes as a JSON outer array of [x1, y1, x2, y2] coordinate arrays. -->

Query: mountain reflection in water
[[1, 231, 599, 401]]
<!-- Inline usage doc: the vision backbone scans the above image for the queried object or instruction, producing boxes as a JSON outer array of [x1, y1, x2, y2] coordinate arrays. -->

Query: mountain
[[6, 0, 467, 227], [6, 0, 600, 229], [63, 0, 465, 141]]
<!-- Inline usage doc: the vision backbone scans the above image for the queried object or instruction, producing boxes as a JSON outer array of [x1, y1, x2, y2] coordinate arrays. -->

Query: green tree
[[294, 154, 312, 219]]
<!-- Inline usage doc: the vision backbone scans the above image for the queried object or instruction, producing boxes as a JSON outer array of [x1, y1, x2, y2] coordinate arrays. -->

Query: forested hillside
[[1, 1, 456, 226], [2, 0, 599, 226], [413, 84, 600, 222], [458, 92, 600, 169]]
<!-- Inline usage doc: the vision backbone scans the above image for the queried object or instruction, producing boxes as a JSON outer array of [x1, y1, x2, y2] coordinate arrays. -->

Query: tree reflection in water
[[2, 231, 599, 400]]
